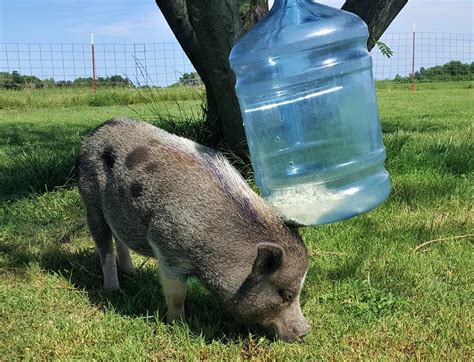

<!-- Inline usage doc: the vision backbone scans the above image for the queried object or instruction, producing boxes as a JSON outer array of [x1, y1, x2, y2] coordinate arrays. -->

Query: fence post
[[411, 23, 416, 92], [90, 33, 97, 94]]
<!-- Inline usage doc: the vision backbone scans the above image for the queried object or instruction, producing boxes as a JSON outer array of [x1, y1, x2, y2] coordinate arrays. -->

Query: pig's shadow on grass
[[2, 241, 258, 343]]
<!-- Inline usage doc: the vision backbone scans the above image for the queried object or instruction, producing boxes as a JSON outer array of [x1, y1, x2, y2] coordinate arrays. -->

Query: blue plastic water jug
[[229, 0, 390, 226]]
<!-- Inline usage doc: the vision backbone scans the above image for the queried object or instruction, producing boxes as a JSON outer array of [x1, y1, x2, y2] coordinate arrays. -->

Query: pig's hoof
[[121, 266, 137, 276], [166, 311, 186, 324], [103, 282, 121, 291]]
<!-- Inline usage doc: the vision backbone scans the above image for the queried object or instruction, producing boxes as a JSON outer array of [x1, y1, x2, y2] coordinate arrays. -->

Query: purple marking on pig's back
[[198, 150, 263, 224]]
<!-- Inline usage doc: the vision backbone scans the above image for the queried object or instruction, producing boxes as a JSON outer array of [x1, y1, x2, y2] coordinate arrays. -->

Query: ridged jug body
[[229, 0, 390, 225]]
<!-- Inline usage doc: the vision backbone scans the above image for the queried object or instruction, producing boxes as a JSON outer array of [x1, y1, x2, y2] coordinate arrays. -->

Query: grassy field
[[1, 82, 473, 359]]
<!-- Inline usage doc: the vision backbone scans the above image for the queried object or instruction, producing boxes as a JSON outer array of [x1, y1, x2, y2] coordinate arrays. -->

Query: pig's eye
[[278, 289, 294, 302]]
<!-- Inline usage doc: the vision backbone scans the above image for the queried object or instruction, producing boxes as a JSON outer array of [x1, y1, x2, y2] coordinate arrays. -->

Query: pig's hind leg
[[86, 206, 120, 290], [114, 237, 135, 275], [159, 267, 187, 323]]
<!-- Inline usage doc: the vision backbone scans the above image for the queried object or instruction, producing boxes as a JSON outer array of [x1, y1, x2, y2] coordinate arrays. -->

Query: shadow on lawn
[[0, 123, 87, 202], [1, 239, 263, 343]]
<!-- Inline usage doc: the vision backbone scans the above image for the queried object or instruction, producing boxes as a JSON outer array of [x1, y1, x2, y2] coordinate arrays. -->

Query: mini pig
[[76, 118, 310, 341]]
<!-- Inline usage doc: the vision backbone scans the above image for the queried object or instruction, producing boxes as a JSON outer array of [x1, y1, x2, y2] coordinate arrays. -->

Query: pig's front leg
[[159, 267, 187, 323]]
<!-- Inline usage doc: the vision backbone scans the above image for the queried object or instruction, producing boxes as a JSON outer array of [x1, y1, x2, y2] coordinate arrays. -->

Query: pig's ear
[[252, 243, 284, 276]]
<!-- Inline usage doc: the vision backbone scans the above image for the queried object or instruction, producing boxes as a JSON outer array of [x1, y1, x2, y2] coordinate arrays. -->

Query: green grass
[[0, 89, 206, 200], [0, 86, 205, 110], [1, 82, 473, 359]]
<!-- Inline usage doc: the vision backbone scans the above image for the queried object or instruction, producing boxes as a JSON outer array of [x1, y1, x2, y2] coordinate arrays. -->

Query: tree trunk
[[155, 0, 269, 154], [155, 0, 406, 154], [185, 0, 247, 153], [155, 1, 221, 146]]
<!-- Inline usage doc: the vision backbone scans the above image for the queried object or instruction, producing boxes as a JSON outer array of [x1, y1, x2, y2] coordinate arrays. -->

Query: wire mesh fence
[[0, 32, 473, 89], [0, 42, 195, 88], [372, 32, 473, 81]]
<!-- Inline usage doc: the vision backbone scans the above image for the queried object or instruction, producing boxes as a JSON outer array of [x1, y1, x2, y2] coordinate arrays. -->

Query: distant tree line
[[0, 71, 131, 90], [170, 72, 203, 87], [394, 61, 474, 83], [2, 61, 472, 90]]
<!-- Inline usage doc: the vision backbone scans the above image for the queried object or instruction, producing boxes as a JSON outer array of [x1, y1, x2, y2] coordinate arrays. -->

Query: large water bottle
[[229, 0, 390, 226]]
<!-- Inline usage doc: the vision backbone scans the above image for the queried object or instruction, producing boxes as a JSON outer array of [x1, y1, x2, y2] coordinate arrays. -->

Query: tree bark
[[155, 0, 221, 146], [185, 0, 247, 153], [156, 0, 269, 154], [239, 0, 269, 32], [342, 0, 408, 51]]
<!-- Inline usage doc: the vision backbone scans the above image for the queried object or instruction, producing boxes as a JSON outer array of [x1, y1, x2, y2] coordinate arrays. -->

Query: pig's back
[[76, 118, 279, 263]]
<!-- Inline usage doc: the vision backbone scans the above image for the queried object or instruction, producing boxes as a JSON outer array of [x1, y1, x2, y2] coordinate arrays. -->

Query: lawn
[[0, 82, 473, 359]]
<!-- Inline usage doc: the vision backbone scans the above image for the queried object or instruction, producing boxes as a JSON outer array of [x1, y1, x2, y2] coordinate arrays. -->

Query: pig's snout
[[271, 301, 310, 342], [275, 318, 310, 342]]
